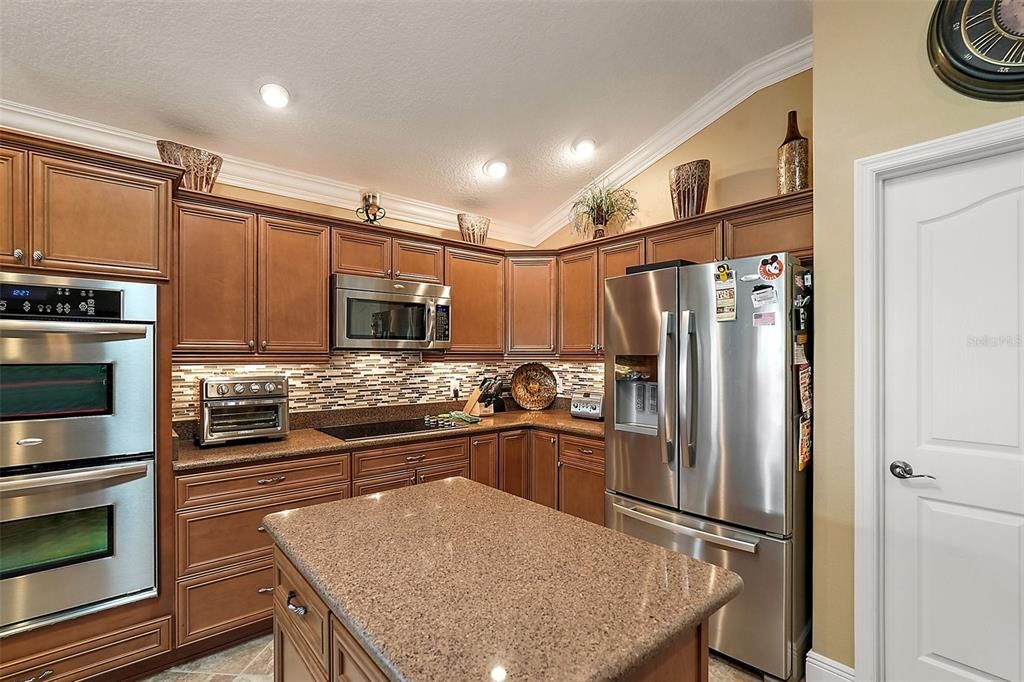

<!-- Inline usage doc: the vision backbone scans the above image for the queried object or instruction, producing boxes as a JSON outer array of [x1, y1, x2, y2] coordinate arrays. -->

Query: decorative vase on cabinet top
[[669, 159, 710, 219], [777, 110, 809, 195]]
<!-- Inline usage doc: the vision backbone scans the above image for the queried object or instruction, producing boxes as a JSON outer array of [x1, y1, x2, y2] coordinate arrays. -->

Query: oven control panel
[[0, 283, 122, 319], [435, 304, 450, 341]]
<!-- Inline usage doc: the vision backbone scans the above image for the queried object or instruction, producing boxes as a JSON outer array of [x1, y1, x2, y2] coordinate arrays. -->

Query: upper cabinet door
[[174, 203, 258, 354], [0, 146, 28, 267], [332, 228, 391, 278], [724, 196, 813, 261], [558, 248, 598, 354], [597, 238, 644, 353], [259, 217, 330, 354], [30, 153, 171, 279], [645, 220, 723, 265], [506, 255, 557, 355], [444, 247, 505, 354], [392, 238, 443, 284]]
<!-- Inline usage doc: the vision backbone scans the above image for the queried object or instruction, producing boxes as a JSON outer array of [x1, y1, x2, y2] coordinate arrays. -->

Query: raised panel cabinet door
[[723, 196, 813, 260], [332, 228, 391, 278], [30, 153, 171, 278], [332, 615, 389, 682], [0, 146, 28, 266], [352, 471, 415, 496], [392, 238, 443, 283], [558, 248, 598, 354], [259, 216, 331, 353], [597, 238, 644, 353], [506, 256, 557, 354], [529, 430, 558, 508], [275, 607, 328, 682], [499, 430, 529, 499], [469, 433, 499, 488], [175, 559, 274, 646], [645, 220, 723, 265], [558, 454, 605, 525], [174, 202, 257, 353], [444, 247, 505, 354]]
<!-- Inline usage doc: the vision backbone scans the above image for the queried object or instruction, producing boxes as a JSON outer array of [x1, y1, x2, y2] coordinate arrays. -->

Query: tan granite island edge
[[262, 477, 742, 682]]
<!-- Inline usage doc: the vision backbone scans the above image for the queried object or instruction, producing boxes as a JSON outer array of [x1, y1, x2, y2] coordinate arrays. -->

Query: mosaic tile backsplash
[[172, 353, 604, 420]]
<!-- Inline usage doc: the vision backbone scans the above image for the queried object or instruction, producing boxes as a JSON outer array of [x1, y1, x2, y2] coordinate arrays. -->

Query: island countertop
[[262, 477, 742, 681]]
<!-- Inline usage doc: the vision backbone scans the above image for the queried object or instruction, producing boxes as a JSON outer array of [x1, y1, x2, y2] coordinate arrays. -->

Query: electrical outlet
[[449, 378, 460, 400]]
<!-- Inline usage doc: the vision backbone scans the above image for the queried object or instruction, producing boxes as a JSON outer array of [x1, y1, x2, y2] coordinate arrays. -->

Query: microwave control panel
[[435, 304, 451, 341], [0, 283, 122, 319]]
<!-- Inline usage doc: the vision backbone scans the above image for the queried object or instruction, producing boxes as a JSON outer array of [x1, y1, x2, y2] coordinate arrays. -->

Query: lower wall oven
[[0, 456, 157, 637]]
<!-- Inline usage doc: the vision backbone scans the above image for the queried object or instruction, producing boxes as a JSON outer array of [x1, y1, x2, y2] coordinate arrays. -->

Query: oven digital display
[[0, 284, 122, 318]]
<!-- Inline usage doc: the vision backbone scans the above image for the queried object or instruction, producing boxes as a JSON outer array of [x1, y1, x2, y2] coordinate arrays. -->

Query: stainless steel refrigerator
[[603, 253, 811, 681]]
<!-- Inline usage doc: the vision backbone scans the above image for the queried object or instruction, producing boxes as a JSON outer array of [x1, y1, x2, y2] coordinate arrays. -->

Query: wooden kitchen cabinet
[[331, 615, 388, 682], [29, 152, 173, 279], [174, 202, 258, 353], [351, 471, 415, 496], [597, 238, 644, 352], [417, 459, 470, 483], [332, 228, 391, 278], [258, 216, 331, 354], [529, 430, 559, 508], [499, 430, 530, 499], [469, 433, 499, 488], [0, 145, 28, 267], [175, 559, 274, 646], [444, 247, 505, 354], [392, 238, 443, 283], [724, 191, 813, 261], [558, 435, 605, 525], [277, 614, 328, 682], [558, 248, 598, 355], [645, 219, 723, 265], [506, 255, 557, 354]]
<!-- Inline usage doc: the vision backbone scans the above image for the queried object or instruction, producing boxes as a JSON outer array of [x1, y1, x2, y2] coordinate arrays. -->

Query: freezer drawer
[[606, 493, 794, 679]]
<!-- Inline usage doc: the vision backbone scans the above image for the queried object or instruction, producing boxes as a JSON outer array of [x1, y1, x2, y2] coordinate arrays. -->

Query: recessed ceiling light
[[259, 83, 290, 108], [483, 160, 508, 179], [571, 138, 596, 158]]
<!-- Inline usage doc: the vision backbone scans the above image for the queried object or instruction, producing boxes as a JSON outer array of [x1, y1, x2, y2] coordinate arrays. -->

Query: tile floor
[[142, 634, 761, 681]]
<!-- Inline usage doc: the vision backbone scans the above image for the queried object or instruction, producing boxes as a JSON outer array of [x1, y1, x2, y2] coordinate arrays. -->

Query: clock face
[[928, 0, 1024, 100]]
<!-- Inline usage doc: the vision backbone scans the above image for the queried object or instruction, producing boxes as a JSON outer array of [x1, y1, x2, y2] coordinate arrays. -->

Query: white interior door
[[883, 149, 1024, 681]]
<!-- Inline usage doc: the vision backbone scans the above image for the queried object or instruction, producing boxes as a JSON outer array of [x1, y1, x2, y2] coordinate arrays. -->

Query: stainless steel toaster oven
[[198, 376, 289, 446]]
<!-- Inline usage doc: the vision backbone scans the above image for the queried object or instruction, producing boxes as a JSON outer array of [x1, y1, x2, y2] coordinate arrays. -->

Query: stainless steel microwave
[[332, 274, 451, 351]]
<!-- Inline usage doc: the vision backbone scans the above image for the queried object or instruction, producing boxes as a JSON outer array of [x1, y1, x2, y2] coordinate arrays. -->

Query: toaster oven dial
[[216, 383, 229, 396], [265, 382, 276, 392], [233, 383, 245, 394], [250, 383, 261, 393]]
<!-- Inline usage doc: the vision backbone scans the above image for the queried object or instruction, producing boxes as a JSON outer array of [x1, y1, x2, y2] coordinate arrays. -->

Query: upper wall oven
[[0, 273, 156, 468], [332, 274, 451, 351]]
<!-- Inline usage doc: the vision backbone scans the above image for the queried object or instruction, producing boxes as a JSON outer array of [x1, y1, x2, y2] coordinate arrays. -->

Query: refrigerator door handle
[[657, 310, 675, 464], [611, 502, 760, 554], [679, 310, 695, 468]]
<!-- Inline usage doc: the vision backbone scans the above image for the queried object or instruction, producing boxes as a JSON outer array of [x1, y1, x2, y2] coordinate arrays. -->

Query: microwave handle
[[0, 462, 150, 495], [427, 299, 437, 342], [0, 320, 148, 338]]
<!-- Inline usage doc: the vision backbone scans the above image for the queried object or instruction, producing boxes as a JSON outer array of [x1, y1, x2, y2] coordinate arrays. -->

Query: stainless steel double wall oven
[[0, 272, 157, 636]]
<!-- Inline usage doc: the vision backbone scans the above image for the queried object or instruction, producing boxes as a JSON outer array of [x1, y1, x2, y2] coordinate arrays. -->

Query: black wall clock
[[928, 0, 1024, 100]]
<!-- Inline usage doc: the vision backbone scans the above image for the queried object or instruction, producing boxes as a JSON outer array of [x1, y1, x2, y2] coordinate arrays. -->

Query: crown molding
[[523, 35, 813, 246], [0, 99, 529, 245]]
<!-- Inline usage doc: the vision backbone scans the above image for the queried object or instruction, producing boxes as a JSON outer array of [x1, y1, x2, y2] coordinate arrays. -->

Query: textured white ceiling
[[0, 0, 810, 236]]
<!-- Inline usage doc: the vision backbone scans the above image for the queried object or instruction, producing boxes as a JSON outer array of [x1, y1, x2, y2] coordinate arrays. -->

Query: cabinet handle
[[286, 591, 307, 616], [13, 248, 23, 262], [395, 270, 401, 277], [257, 525, 266, 532], [409, 475, 416, 483], [557, 461, 563, 468], [549, 437, 556, 444], [261, 340, 268, 350], [257, 587, 274, 594], [248, 339, 255, 349], [32, 250, 43, 263], [405, 454, 426, 462], [18, 670, 53, 682], [257, 475, 287, 485], [591, 344, 596, 351], [386, 268, 392, 276], [472, 440, 480, 446], [578, 447, 594, 455]]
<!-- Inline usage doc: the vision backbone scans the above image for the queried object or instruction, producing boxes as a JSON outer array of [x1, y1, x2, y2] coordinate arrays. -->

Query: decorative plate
[[510, 363, 557, 411]]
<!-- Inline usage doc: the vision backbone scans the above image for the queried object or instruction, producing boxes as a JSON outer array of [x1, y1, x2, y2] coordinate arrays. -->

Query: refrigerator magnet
[[714, 266, 737, 322], [758, 255, 784, 281], [798, 415, 812, 471], [753, 311, 776, 327], [751, 284, 777, 308]]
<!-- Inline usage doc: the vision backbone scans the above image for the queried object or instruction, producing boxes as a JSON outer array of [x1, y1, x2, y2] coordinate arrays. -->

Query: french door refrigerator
[[603, 253, 811, 681]]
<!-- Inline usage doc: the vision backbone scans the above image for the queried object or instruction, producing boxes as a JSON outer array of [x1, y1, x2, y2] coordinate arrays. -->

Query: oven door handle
[[0, 319, 148, 338], [0, 462, 150, 494]]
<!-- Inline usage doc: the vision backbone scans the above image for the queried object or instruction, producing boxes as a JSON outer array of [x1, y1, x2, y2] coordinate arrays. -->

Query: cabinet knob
[[32, 250, 43, 263], [387, 268, 392, 276], [395, 270, 401, 277], [248, 339, 255, 349], [261, 340, 268, 350], [549, 437, 556, 444], [12, 248, 23, 261], [472, 440, 480, 446]]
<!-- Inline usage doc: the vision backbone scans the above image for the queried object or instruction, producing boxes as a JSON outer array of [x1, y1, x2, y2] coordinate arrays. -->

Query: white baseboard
[[806, 650, 855, 682]]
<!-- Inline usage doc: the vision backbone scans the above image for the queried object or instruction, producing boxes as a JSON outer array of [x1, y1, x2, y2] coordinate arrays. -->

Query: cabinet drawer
[[416, 460, 470, 484], [176, 559, 274, 646], [352, 437, 469, 479], [331, 614, 389, 682], [177, 485, 348, 577], [352, 470, 416, 496], [558, 434, 605, 465], [176, 454, 350, 509], [0, 616, 171, 682], [275, 548, 331, 675]]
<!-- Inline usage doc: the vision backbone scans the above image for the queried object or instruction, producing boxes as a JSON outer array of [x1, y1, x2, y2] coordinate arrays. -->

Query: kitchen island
[[262, 477, 742, 681]]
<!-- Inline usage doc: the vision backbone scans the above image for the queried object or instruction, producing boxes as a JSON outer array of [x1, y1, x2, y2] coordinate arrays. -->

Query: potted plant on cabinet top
[[569, 183, 638, 240]]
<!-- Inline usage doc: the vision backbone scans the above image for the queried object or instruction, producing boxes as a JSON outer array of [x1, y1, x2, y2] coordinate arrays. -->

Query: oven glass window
[[0, 364, 113, 421], [346, 298, 427, 340], [0, 506, 114, 579]]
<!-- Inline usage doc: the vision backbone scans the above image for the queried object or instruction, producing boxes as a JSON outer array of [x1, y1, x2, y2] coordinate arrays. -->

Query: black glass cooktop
[[318, 419, 463, 441]]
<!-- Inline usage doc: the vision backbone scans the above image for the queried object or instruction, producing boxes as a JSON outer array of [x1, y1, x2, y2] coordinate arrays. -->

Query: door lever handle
[[889, 460, 936, 481]]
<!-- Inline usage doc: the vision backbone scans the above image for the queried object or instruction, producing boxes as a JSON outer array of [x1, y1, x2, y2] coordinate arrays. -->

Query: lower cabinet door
[[176, 559, 274, 646], [469, 433, 498, 488], [416, 460, 469, 484], [499, 430, 529, 499], [275, 605, 328, 682], [331, 615, 389, 682], [352, 470, 416, 496], [558, 454, 606, 525], [529, 431, 559, 508]]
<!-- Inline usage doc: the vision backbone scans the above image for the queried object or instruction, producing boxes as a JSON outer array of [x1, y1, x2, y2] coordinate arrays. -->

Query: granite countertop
[[173, 409, 603, 472], [263, 478, 742, 682]]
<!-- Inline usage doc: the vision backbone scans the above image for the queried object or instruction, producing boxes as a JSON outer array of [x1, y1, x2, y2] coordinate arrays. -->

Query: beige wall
[[812, 0, 1021, 667], [538, 70, 813, 249]]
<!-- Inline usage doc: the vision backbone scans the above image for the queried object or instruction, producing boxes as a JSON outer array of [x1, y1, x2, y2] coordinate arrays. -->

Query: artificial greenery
[[569, 183, 639, 237]]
